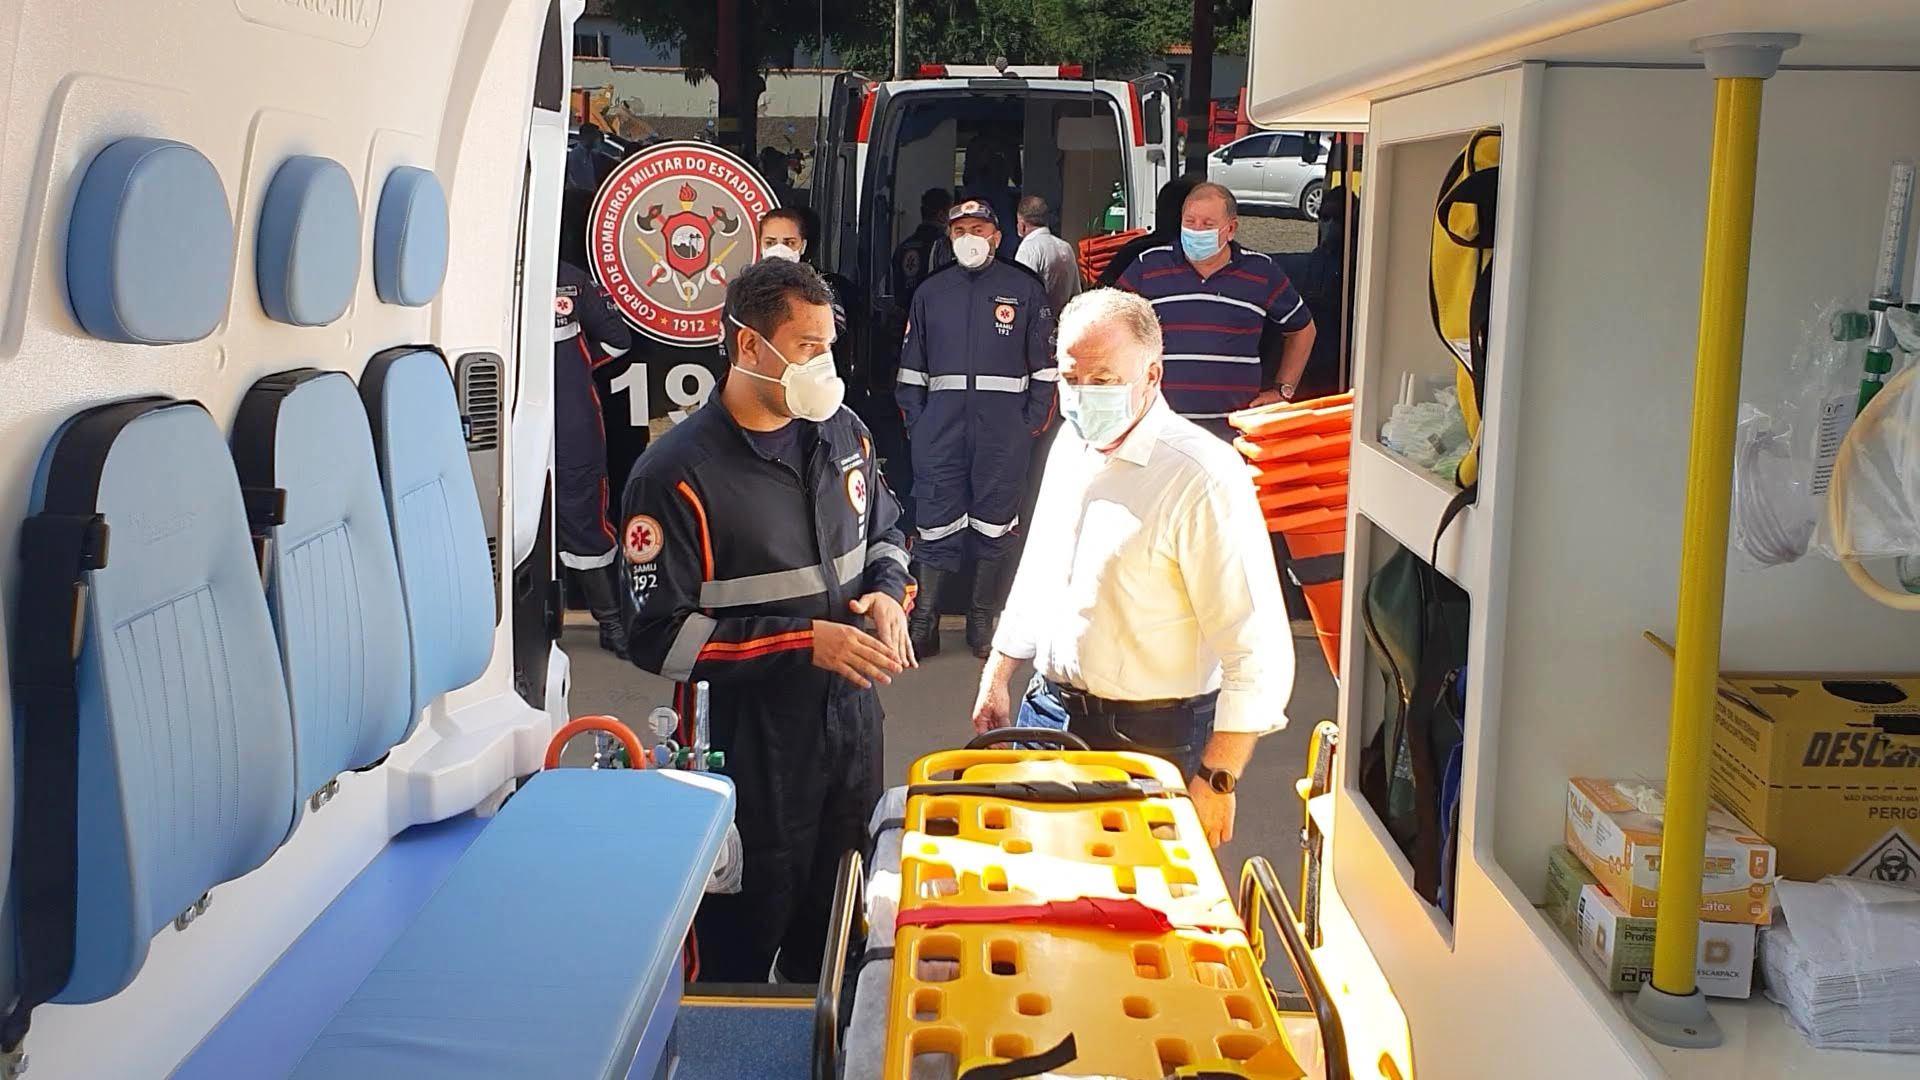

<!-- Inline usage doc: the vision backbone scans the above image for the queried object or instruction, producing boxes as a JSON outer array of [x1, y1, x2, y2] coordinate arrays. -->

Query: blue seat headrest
[[257, 157, 360, 326], [372, 167, 448, 307], [67, 138, 234, 344]]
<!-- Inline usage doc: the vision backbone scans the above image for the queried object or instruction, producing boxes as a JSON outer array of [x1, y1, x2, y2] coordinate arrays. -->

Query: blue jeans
[[1014, 674, 1213, 780]]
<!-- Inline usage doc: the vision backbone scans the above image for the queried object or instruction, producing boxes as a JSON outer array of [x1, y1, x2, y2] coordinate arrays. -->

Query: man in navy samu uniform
[[897, 199, 1057, 659]]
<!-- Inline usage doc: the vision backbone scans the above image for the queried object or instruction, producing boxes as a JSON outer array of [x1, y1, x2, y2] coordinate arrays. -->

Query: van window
[[879, 90, 1127, 286]]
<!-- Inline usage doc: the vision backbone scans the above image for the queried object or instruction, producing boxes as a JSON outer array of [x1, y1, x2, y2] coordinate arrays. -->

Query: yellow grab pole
[[1633, 33, 1796, 1049], [1652, 74, 1763, 997]]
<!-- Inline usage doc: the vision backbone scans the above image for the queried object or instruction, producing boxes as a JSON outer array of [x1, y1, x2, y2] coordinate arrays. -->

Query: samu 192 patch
[[623, 514, 664, 564], [845, 467, 868, 517]]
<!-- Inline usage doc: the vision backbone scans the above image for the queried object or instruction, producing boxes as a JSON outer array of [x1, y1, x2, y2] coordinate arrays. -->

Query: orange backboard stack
[[1229, 392, 1354, 678]]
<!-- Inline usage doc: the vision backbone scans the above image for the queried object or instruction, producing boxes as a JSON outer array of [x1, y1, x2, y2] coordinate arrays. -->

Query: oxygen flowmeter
[[1863, 160, 1918, 410]]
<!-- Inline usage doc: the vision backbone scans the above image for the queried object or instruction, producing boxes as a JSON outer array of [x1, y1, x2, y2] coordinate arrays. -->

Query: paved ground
[[1237, 213, 1318, 256], [564, 616, 1337, 984]]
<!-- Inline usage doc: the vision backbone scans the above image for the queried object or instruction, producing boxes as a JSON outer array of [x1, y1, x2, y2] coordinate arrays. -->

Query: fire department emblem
[[994, 303, 1016, 326], [589, 141, 778, 347], [623, 514, 664, 565], [846, 468, 868, 516]]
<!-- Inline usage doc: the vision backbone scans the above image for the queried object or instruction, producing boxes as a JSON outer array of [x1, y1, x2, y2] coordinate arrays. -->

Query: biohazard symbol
[[846, 468, 868, 517], [1874, 849, 1916, 884], [623, 514, 664, 565], [1848, 829, 1920, 884]]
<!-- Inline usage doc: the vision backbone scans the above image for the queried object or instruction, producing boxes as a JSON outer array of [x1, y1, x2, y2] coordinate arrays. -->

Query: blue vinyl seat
[[232, 369, 415, 801], [360, 347, 495, 714], [12, 399, 297, 1008]]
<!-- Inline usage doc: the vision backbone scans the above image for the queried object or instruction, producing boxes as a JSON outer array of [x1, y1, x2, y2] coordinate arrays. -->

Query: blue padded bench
[[7, 397, 297, 1049], [232, 369, 415, 803], [286, 768, 734, 1078]]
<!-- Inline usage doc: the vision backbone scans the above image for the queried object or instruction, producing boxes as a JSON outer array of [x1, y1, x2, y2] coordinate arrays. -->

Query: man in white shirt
[[971, 288, 1293, 846], [1014, 195, 1083, 312]]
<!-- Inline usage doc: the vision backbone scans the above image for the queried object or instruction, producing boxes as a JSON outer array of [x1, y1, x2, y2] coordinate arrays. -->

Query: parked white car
[[1207, 131, 1330, 220]]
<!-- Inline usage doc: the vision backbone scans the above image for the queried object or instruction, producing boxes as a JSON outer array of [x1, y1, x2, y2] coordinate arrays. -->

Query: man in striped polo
[[1115, 181, 1318, 439]]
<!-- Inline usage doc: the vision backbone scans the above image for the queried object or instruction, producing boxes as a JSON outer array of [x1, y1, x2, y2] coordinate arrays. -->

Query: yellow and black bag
[[1428, 128, 1500, 554]]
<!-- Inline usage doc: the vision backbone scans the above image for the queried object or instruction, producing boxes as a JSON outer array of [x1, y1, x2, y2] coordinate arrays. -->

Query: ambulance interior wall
[[1489, 65, 1920, 899], [891, 116, 958, 266]]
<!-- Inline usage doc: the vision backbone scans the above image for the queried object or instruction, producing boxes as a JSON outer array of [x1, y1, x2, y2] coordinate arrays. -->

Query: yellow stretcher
[[812, 728, 1352, 1080]]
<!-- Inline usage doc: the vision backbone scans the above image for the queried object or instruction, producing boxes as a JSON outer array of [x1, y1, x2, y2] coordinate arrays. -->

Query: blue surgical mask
[[1180, 226, 1223, 261], [1060, 382, 1139, 447]]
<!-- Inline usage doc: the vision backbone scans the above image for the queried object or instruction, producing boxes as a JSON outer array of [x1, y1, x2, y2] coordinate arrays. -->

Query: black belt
[[1043, 680, 1213, 719], [1039, 680, 1215, 759]]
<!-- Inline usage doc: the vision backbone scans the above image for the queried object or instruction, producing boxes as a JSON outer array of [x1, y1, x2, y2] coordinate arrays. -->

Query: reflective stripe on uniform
[[698, 542, 867, 608], [558, 548, 616, 571], [700, 565, 829, 608], [663, 613, 718, 681], [919, 515, 970, 542], [897, 368, 930, 386], [1031, 368, 1060, 382], [975, 374, 1029, 393], [868, 542, 909, 570], [928, 374, 969, 392], [554, 322, 582, 342], [970, 516, 1019, 538], [831, 543, 867, 586]]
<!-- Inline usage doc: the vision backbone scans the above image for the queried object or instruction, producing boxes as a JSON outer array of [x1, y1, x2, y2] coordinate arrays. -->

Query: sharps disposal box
[[1705, 671, 1920, 885]]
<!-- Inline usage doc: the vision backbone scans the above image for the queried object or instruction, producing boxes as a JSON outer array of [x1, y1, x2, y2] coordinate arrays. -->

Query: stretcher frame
[[810, 728, 1352, 1080]]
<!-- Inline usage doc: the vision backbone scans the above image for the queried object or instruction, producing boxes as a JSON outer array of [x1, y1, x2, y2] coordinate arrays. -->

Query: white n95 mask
[[729, 316, 845, 422], [762, 243, 801, 263], [1060, 382, 1137, 447], [952, 233, 992, 269]]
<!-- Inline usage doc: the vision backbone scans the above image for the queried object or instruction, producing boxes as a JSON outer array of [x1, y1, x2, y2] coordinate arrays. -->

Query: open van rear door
[[812, 71, 872, 280], [1131, 73, 1176, 226]]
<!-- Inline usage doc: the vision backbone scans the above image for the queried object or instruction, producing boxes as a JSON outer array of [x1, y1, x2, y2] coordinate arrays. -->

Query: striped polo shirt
[[1116, 242, 1312, 419]]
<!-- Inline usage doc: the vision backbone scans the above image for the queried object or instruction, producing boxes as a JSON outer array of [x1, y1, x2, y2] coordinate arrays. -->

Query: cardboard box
[[1575, 884, 1756, 998], [1647, 633, 1920, 884], [1564, 777, 1775, 925], [1544, 844, 1600, 940]]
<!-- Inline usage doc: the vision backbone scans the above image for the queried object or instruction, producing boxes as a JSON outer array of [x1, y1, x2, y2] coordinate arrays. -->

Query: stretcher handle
[[1239, 856, 1351, 1080], [813, 848, 864, 1080], [543, 715, 645, 771], [964, 727, 1092, 751]]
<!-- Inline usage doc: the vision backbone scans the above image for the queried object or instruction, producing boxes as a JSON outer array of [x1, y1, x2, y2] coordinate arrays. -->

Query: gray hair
[[1057, 287, 1163, 359], [1016, 194, 1051, 226], [1184, 180, 1239, 220]]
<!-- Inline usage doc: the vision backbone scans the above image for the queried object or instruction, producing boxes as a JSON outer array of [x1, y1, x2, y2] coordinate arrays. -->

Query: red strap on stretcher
[[895, 897, 1175, 934]]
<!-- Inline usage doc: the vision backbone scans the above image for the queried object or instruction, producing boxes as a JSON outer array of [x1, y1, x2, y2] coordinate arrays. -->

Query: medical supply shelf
[[1248, 3, 1920, 1076]]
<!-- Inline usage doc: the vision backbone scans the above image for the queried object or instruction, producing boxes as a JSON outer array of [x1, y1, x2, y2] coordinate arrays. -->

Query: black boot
[[967, 558, 1010, 660], [575, 565, 628, 659], [909, 565, 947, 658]]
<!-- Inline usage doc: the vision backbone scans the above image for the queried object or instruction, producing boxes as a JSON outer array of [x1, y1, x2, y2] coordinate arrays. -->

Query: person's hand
[[811, 620, 904, 689], [1248, 388, 1286, 408], [1187, 776, 1237, 847], [850, 592, 916, 668], [971, 672, 1012, 736]]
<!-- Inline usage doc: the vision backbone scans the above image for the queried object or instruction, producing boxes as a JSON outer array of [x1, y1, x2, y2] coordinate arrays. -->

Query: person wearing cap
[[898, 198, 1058, 659]]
